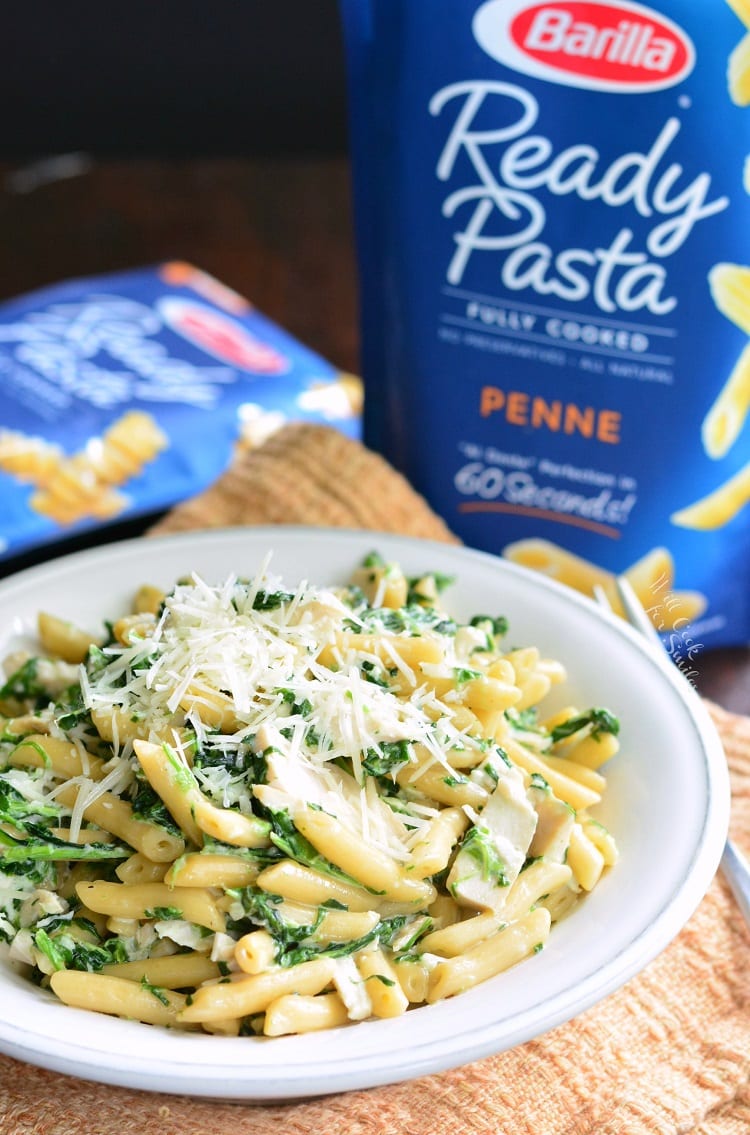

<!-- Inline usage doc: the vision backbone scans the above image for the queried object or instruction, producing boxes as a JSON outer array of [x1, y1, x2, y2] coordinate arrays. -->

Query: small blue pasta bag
[[0, 263, 361, 565]]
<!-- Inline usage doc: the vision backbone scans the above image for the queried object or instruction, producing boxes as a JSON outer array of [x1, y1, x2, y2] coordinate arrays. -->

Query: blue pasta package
[[341, 0, 750, 654], [0, 263, 362, 564]]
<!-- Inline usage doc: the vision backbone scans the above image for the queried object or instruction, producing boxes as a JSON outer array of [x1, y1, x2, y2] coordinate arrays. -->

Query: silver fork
[[595, 575, 750, 928]]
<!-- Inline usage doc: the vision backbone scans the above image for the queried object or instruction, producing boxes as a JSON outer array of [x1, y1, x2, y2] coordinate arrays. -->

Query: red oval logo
[[510, 2, 690, 86], [157, 298, 289, 375]]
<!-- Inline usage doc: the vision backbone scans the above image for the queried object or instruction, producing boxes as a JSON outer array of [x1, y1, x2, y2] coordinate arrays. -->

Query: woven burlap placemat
[[1, 424, 748, 1135]]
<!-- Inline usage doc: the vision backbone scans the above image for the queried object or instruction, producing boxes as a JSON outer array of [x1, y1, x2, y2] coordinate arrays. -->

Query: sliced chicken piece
[[527, 780, 576, 863], [447, 769, 537, 911]]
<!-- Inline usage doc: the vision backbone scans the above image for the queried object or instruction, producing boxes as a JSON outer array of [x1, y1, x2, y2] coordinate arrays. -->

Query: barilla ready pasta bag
[[341, 0, 750, 653], [0, 263, 362, 565]]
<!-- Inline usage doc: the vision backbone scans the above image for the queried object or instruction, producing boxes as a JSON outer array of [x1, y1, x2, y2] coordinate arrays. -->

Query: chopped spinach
[[33, 928, 129, 972], [277, 915, 411, 968], [360, 660, 390, 688], [144, 905, 184, 921], [251, 589, 294, 612], [406, 572, 455, 605], [0, 826, 129, 863], [0, 660, 47, 705], [194, 741, 268, 786], [130, 778, 181, 837], [362, 740, 412, 779], [454, 667, 482, 688], [0, 778, 58, 825], [140, 977, 170, 1006], [355, 605, 456, 637], [550, 708, 620, 743], [469, 614, 509, 643], [53, 685, 93, 732], [459, 825, 510, 887], [506, 706, 541, 731]]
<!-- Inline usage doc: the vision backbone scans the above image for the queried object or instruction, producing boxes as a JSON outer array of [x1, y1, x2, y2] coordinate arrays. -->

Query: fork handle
[[720, 839, 750, 928]]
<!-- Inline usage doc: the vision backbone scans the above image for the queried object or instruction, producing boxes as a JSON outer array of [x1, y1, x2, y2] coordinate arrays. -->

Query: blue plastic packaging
[[0, 263, 362, 564], [342, 0, 750, 651]]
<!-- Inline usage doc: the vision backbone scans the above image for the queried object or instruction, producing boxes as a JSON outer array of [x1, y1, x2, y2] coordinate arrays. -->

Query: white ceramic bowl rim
[[0, 527, 730, 1100]]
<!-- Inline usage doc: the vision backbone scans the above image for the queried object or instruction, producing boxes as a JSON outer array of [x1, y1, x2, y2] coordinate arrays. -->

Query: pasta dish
[[0, 553, 620, 1036]]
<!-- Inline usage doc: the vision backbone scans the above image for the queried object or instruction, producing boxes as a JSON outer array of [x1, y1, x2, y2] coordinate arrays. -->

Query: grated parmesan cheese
[[79, 566, 488, 859]]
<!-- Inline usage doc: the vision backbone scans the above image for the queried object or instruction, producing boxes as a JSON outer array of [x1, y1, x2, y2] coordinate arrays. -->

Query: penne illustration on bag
[[341, 0, 750, 648]]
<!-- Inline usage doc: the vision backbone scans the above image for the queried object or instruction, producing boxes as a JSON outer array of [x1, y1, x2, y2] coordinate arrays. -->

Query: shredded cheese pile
[[80, 567, 484, 859]]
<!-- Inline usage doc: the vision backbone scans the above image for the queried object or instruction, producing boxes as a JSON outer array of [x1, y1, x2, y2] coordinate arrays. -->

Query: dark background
[[3, 1, 348, 156]]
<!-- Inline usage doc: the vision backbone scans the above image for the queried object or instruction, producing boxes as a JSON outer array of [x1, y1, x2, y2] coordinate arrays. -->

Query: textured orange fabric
[[147, 422, 459, 543], [1, 425, 747, 1135]]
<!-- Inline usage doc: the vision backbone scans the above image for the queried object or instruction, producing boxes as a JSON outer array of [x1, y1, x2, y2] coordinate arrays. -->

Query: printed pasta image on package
[[0, 263, 362, 563], [342, 0, 750, 649]]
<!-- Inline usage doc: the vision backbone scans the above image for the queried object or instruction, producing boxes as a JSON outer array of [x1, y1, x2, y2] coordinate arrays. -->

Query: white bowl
[[0, 527, 730, 1100]]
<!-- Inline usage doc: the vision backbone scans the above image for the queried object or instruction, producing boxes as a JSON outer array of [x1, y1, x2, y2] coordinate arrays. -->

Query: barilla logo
[[473, 0, 694, 93], [157, 298, 289, 375]]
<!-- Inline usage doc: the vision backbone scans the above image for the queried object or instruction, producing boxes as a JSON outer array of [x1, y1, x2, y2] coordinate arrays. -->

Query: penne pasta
[[116, 853, 170, 885], [50, 970, 191, 1028], [263, 991, 350, 1036], [235, 930, 277, 974], [293, 806, 435, 905], [566, 824, 606, 891], [355, 948, 409, 1018], [54, 784, 185, 862], [11, 735, 105, 781], [255, 860, 375, 912], [100, 953, 220, 989], [75, 880, 226, 933], [407, 806, 469, 879], [178, 958, 338, 1023], [37, 612, 99, 664], [426, 908, 552, 1002], [134, 739, 270, 850], [165, 852, 260, 889]]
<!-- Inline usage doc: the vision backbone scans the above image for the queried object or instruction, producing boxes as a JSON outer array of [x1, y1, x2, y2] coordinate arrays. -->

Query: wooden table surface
[[1, 155, 749, 714]]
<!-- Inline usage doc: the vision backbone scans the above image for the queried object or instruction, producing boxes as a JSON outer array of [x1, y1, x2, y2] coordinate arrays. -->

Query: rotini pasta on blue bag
[[341, 0, 750, 652], [0, 263, 362, 564]]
